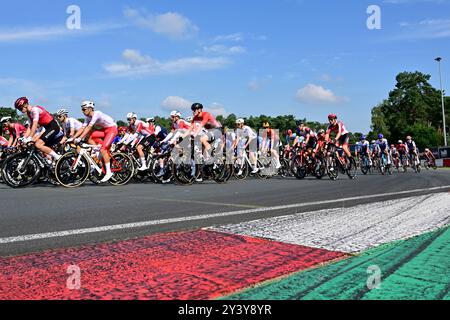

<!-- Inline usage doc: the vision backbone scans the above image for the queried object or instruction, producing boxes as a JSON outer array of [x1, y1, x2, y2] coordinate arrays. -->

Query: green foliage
[[370, 71, 449, 148]]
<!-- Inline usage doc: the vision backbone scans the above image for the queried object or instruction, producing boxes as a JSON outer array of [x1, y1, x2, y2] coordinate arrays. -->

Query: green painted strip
[[221, 226, 450, 300]]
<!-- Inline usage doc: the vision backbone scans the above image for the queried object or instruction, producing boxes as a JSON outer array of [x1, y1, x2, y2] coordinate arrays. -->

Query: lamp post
[[435, 57, 447, 147]]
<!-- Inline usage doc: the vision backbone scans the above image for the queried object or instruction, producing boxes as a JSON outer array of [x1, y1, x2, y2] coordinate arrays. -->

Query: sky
[[0, 0, 449, 133]]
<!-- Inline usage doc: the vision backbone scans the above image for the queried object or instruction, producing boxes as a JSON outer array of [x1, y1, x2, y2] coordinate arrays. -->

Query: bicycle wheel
[[172, 160, 196, 185], [151, 155, 173, 184], [55, 152, 90, 188], [327, 156, 339, 181], [291, 156, 307, 180], [1, 152, 41, 188], [346, 157, 357, 180], [233, 158, 249, 180], [315, 158, 326, 179], [109, 153, 134, 186]]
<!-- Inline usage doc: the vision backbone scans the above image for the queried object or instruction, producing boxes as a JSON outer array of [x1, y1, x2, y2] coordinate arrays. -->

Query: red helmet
[[118, 126, 127, 133], [15, 97, 29, 110], [287, 129, 293, 135], [328, 114, 337, 120]]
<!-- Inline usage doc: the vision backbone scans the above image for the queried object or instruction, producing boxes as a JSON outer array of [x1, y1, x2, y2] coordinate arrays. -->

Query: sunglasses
[[81, 108, 89, 112]]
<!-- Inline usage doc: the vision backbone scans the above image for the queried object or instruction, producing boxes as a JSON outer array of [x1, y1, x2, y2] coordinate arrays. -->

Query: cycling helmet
[[236, 118, 245, 125], [57, 109, 69, 117], [328, 114, 337, 120], [186, 116, 193, 122], [147, 117, 155, 123], [81, 100, 95, 110], [0, 116, 12, 124], [371, 140, 376, 144], [118, 126, 127, 134], [296, 120, 304, 126], [378, 134, 384, 139], [14, 97, 29, 110], [287, 129, 293, 135], [24, 120, 30, 127], [191, 103, 204, 111], [318, 129, 325, 136], [398, 140, 403, 144], [262, 122, 270, 128], [126, 113, 137, 120], [425, 148, 430, 152], [360, 135, 367, 141]]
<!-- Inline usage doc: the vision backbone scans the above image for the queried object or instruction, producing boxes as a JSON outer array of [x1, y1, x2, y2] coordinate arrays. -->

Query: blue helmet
[[360, 135, 366, 141], [378, 134, 384, 139]]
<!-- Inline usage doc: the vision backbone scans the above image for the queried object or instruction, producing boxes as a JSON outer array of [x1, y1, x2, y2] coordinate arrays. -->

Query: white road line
[[1, 185, 449, 245]]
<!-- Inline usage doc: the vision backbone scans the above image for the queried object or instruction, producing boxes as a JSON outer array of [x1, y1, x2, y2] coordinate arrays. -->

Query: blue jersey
[[376, 139, 389, 151]]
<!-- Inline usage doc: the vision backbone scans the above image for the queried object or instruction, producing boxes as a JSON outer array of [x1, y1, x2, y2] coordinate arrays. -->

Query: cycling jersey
[[172, 119, 191, 131], [391, 147, 399, 156], [192, 112, 222, 130], [27, 106, 54, 127], [406, 140, 417, 152], [63, 118, 83, 136], [4, 123, 26, 139], [359, 140, 370, 154], [129, 120, 152, 137], [397, 143, 407, 153], [377, 138, 389, 151], [296, 126, 317, 140], [236, 126, 257, 142], [370, 144, 380, 154], [0, 136, 8, 146], [82, 111, 117, 129], [327, 121, 349, 136]]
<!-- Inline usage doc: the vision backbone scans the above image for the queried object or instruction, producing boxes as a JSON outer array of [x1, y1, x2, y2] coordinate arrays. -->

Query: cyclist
[[356, 135, 372, 166], [184, 103, 223, 160], [1, 116, 27, 147], [127, 113, 154, 171], [261, 121, 282, 169], [163, 111, 191, 146], [405, 136, 420, 167], [376, 134, 391, 166], [234, 118, 258, 174], [424, 148, 436, 167], [56, 109, 83, 144], [295, 121, 318, 151], [325, 114, 352, 159], [72, 100, 118, 183], [390, 144, 399, 168], [14, 97, 62, 162], [0, 135, 8, 147]]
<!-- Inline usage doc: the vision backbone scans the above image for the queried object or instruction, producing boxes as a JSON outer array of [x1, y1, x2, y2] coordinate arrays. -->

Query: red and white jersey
[[129, 120, 152, 137], [27, 106, 54, 127], [172, 119, 191, 131], [4, 123, 27, 138], [192, 112, 222, 130], [0, 135, 8, 146], [83, 111, 117, 129], [327, 121, 349, 136]]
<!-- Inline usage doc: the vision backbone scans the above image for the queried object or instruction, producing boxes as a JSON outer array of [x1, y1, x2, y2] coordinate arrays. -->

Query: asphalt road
[[0, 169, 449, 256]]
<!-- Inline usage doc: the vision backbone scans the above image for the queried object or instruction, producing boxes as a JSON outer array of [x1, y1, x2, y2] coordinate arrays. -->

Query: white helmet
[[127, 113, 137, 120], [186, 116, 193, 122], [170, 110, 181, 118], [147, 117, 155, 123], [24, 120, 30, 127], [57, 109, 69, 117], [371, 140, 376, 144], [0, 116, 12, 124], [81, 100, 95, 110], [236, 118, 245, 125], [398, 140, 403, 144]]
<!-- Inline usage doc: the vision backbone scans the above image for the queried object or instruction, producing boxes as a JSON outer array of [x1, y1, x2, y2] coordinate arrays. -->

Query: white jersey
[[82, 111, 116, 129], [63, 117, 83, 136]]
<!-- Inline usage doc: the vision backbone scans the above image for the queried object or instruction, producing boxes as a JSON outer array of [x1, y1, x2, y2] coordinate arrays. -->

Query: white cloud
[[208, 103, 228, 117], [296, 84, 345, 104], [0, 23, 123, 43], [394, 18, 450, 39], [213, 33, 244, 42], [161, 96, 192, 110], [124, 8, 198, 40], [104, 49, 231, 77], [203, 45, 247, 55]]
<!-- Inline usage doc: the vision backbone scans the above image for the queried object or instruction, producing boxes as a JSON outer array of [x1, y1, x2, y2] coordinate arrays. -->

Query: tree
[[369, 71, 447, 147]]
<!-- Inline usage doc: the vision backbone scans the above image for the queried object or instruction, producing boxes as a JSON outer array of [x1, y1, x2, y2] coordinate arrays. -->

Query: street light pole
[[435, 57, 447, 147]]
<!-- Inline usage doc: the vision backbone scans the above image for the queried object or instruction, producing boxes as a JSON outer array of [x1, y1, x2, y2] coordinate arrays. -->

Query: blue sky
[[0, 0, 449, 133]]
